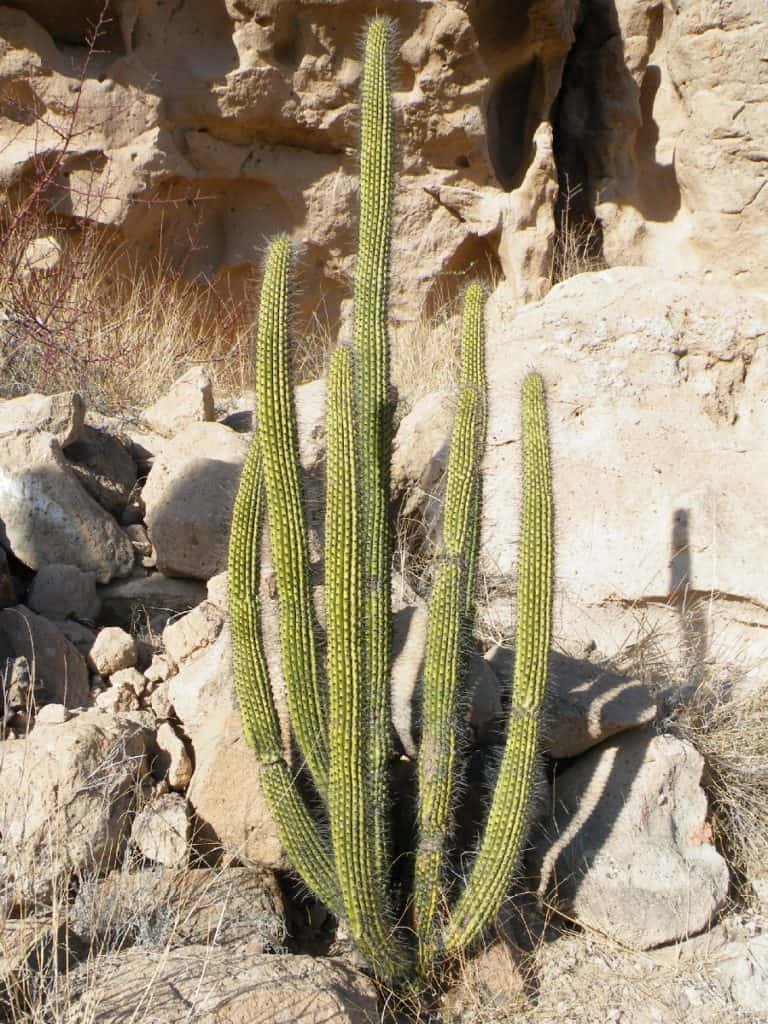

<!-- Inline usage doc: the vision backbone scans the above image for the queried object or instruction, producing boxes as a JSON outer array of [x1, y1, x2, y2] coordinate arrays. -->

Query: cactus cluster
[[228, 18, 553, 990]]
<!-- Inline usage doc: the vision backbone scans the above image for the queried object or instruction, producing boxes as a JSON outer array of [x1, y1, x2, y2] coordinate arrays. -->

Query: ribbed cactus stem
[[353, 17, 395, 889], [325, 346, 407, 981], [227, 437, 339, 914], [256, 237, 328, 794], [443, 373, 552, 953], [413, 285, 487, 972]]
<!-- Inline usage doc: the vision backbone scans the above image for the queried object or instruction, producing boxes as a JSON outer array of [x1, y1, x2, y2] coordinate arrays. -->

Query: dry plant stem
[[255, 238, 328, 795]]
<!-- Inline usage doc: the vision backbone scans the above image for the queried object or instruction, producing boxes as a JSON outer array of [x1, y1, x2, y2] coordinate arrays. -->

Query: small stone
[[146, 653, 173, 684], [95, 684, 140, 713], [27, 563, 101, 622], [162, 601, 224, 666], [130, 792, 190, 867], [110, 667, 147, 698], [206, 571, 228, 611], [125, 524, 152, 557], [155, 722, 193, 790], [149, 682, 173, 719], [35, 703, 70, 725], [142, 366, 215, 438], [89, 627, 137, 675]]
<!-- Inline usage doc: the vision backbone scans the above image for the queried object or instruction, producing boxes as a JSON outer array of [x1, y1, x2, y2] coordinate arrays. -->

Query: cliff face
[[0, 0, 765, 329]]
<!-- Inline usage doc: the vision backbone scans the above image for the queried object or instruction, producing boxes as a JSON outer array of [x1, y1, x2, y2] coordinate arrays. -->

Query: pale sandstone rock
[[155, 721, 193, 791], [0, 709, 153, 907], [145, 653, 173, 685], [34, 703, 70, 725], [142, 423, 249, 580], [0, 392, 84, 447], [89, 627, 137, 676], [27, 563, 101, 622], [69, 866, 286, 952], [95, 682, 140, 713], [149, 681, 172, 720], [0, 432, 134, 583], [206, 571, 228, 612], [483, 270, 768, 675], [168, 628, 284, 868], [142, 367, 215, 438], [21, 234, 62, 274], [129, 792, 190, 868], [536, 731, 730, 949], [162, 600, 224, 667], [63, 948, 377, 1024], [0, 606, 90, 708], [486, 645, 657, 759], [714, 934, 768, 1013], [109, 667, 146, 698]]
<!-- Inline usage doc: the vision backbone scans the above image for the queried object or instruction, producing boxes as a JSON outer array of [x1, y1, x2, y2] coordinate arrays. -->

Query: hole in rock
[[486, 59, 547, 192]]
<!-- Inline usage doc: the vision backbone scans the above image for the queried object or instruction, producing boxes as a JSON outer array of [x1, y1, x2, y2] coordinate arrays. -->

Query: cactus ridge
[[228, 18, 554, 992]]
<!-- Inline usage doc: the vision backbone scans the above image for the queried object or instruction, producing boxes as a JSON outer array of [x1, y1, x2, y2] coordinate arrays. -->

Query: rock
[[95, 682, 140, 713], [64, 424, 138, 515], [62, 948, 378, 1024], [97, 574, 206, 632], [142, 367, 215, 438], [486, 646, 657, 758], [69, 866, 286, 953], [168, 629, 284, 868], [714, 934, 768, 1013], [0, 391, 84, 447], [109, 667, 146, 698], [0, 919, 76, 1017], [1, 655, 36, 727], [89, 626, 137, 675], [0, 432, 135, 582], [145, 653, 173, 685], [482, 271, 768, 672], [392, 390, 454, 499], [21, 234, 62, 274], [56, 620, 96, 658], [149, 682, 172, 720], [124, 523, 152, 557], [0, 606, 90, 708], [35, 703, 70, 725], [0, 548, 16, 608], [206, 571, 228, 611], [130, 792, 190, 867], [535, 731, 730, 949], [155, 721, 193, 790], [443, 941, 528, 1018], [0, 709, 153, 907], [142, 423, 249, 580], [162, 600, 224, 666], [27, 563, 101, 622]]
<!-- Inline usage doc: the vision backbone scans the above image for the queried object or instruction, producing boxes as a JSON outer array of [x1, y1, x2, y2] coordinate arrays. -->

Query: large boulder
[[483, 270, 768, 676], [0, 709, 153, 907], [535, 730, 730, 949], [168, 628, 284, 868], [0, 606, 90, 708], [0, 432, 134, 583], [142, 423, 249, 580], [61, 948, 378, 1024]]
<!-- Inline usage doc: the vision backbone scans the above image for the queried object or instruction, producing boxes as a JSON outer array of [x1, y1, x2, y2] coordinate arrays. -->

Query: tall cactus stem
[[326, 346, 408, 981], [413, 285, 487, 972], [353, 17, 396, 889], [442, 373, 553, 953], [255, 237, 328, 794]]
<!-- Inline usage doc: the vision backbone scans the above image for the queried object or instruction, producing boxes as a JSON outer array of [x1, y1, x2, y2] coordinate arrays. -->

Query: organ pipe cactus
[[228, 18, 553, 990]]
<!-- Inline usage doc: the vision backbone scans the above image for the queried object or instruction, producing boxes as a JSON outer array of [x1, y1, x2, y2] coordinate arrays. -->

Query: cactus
[[228, 17, 553, 991]]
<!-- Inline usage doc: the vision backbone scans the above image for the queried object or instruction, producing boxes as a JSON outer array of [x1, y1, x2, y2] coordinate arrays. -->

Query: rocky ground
[[0, 268, 766, 1022]]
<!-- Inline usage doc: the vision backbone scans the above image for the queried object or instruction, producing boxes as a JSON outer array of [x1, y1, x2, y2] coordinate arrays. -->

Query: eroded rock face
[[482, 268, 768, 676]]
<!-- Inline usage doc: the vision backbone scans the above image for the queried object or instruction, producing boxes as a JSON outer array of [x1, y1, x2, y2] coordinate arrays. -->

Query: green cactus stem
[[442, 372, 553, 954]]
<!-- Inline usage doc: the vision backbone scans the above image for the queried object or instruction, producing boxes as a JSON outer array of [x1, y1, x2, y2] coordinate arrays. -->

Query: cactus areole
[[227, 18, 554, 990]]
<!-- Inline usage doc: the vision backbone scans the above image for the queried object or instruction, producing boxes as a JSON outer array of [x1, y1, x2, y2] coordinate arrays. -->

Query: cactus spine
[[228, 17, 553, 991]]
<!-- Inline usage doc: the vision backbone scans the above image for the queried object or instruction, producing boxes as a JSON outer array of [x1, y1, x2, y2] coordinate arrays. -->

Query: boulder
[[142, 423, 249, 580], [97, 573, 206, 632], [0, 432, 134, 583], [162, 600, 224, 667], [64, 424, 138, 515], [62, 948, 377, 1024], [129, 792, 190, 868], [535, 730, 730, 949], [0, 392, 84, 447], [142, 366, 215, 438], [714, 934, 768, 1013], [0, 709, 153, 907], [27, 563, 101, 622], [89, 627, 137, 676], [482, 271, 768, 674], [69, 866, 286, 953], [486, 646, 657, 759], [168, 629, 284, 868], [0, 606, 90, 708]]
